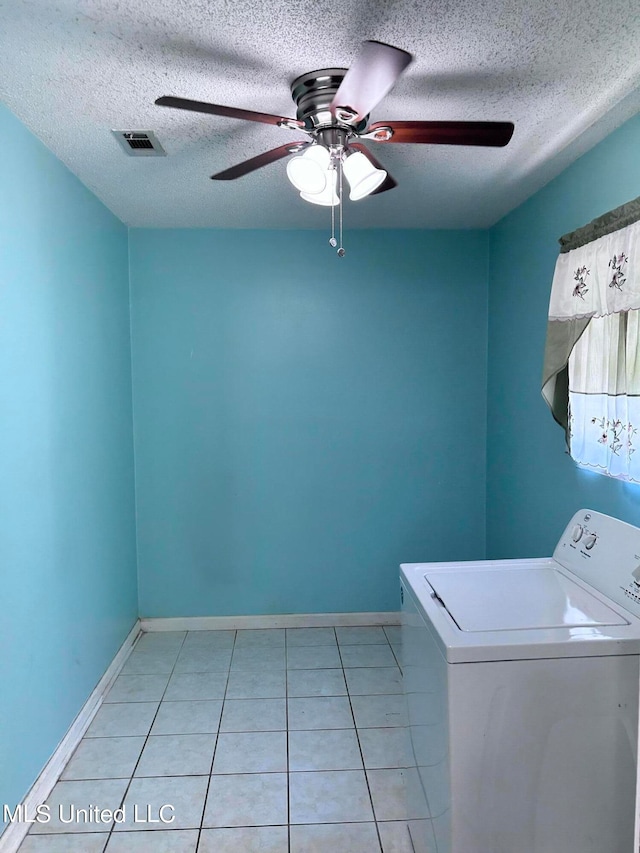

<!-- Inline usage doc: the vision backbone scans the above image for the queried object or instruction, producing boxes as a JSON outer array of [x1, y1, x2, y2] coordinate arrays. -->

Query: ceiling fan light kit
[[343, 150, 387, 200], [287, 136, 388, 209], [301, 169, 339, 206], [286, 143, 331, 194], [155, 40, 515, 256]]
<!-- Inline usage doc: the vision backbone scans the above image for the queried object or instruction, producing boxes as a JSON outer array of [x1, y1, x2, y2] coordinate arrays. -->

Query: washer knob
[[583, 533, 597, 550], [571, 524, 583, 542]]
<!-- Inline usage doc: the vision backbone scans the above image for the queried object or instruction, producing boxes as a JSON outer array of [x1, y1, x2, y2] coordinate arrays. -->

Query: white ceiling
[[1, 0, 639, 229]]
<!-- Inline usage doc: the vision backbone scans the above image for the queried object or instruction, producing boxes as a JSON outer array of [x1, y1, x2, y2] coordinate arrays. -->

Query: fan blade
[[211, 142, 310, 180], [156, 96, 303, 129], [368, 120, 514, 147], [331, 41, 412, 123], [348, 142, 397, 195]]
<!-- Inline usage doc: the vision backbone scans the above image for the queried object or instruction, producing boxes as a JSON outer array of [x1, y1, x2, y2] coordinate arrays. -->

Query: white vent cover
[[112, 130, 166, 156]]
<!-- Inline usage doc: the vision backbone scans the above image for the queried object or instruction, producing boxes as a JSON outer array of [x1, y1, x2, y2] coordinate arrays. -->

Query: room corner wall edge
[[140, 612, 401, 632], [0, 620, 142, 853]]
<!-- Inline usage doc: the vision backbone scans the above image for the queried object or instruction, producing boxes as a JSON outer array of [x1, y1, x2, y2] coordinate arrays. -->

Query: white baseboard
[[140, 612, 401, 632], [0, 620, 141, 853]]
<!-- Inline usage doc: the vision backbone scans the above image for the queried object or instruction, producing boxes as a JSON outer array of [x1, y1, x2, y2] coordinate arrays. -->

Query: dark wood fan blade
[[156, 96, 303, 128], [368, 120, 514, 147], [331, 41, 412, 123], [348, 142, 397, 195], [210, 142, 310, 180]]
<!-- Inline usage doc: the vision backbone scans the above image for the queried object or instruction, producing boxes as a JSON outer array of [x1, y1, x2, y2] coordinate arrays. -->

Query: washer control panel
[[555, 509, 640, 617], [628, 567, 640, 605], [570, 519, 598, 549]]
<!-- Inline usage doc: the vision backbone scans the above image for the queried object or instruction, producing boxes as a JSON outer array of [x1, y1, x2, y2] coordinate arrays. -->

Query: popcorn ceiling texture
[[0, 0, 638, 228]]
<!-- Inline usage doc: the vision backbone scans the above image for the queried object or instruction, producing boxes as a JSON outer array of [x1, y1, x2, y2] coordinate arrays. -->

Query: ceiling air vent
[[112, 130, 166, 156]]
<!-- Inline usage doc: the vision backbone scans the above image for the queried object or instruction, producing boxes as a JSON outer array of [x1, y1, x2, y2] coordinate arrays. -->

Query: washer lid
[[425, 566, 629, 632]]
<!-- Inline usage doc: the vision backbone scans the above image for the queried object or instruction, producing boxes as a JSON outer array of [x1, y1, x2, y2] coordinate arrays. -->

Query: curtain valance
[[548, 218, 640, 322]]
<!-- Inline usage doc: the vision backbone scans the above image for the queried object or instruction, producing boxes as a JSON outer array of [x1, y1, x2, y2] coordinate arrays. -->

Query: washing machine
[[401, 509, 640, 853]]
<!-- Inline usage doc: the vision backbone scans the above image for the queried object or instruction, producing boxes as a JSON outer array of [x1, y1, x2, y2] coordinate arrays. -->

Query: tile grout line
[[337, 629, 390, 853], [384, 625, 403, 674], [195, 628, 238, 850], [103, 631, 189, 850]]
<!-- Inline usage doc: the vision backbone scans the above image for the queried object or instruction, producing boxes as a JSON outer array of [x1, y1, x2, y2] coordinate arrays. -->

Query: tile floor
[[19, 625, 413, 852]]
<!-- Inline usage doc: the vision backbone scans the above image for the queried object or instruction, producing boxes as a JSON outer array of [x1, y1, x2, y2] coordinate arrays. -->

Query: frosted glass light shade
[[343, 150, 386, 200], [301, 169, 339, 206], [286, 145, 331, 194]]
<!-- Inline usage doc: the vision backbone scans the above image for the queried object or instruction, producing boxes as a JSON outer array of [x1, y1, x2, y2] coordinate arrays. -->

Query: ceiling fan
[[156, 40, 514, 253]]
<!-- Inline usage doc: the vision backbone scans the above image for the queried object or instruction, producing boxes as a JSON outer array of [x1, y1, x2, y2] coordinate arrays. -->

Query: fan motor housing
[[290, 68, 368, 133]]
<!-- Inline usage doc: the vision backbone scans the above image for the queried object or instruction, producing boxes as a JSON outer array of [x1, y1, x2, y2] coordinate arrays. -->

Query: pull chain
[[329, 166, 337, 248], [337, 157, 345, 257]]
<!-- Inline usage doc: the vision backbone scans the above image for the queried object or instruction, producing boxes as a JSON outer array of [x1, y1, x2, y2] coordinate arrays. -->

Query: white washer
[[401, 509, 640, 853]]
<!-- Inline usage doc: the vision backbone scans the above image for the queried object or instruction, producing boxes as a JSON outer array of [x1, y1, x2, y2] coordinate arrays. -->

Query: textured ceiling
[[0, 0, 639, 229]]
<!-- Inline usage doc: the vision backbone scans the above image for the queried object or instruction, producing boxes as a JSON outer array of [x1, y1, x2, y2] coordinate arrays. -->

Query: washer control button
[[583, 533, 597, 550], [571, 524, 584, 542]]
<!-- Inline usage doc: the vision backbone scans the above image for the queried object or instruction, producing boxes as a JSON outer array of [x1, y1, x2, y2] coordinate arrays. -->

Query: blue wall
[[129, 229, 489, 617], [0, 106, 138, 819], [487, 114, 640, 557]]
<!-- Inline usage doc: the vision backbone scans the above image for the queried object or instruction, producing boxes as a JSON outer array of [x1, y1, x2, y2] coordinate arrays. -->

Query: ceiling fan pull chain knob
[[337, 247, 346, 257]]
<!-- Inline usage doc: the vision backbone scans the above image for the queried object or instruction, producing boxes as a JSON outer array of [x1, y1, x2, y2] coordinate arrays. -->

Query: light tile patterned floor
[[18, 626, 413, 852]]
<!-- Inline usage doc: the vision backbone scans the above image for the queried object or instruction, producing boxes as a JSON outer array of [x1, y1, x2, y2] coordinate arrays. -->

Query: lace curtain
[[542, 198, 640, 482]]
